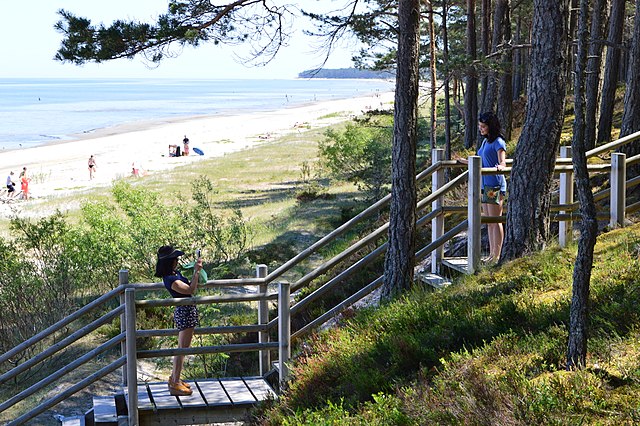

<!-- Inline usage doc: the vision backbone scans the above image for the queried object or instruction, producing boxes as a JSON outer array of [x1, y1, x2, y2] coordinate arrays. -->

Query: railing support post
[[468, 156, 481, 274], [610, 153, 626, 228], [125, 288, 139, 426], [559, 147, 574, 247], [431, 149, 445, 274], [119, 269, 129, 387], [278, 282, 291, 385], [257, 264, 270, 376]]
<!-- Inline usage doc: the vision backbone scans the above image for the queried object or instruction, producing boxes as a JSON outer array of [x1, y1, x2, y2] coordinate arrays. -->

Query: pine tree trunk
[[482, 0, 509, 115], [584, 0, 608, 151], [619, 0, 640, 177], [567, 0, 598, 371], [501, 0, 570, 261], [381, 0, 420, 301], [464, 0, 479, 149], [428, 1, 437, 149], [512, 15, 523, 100], [619, 0, 640, 139], [496, 0, 513, 140], [597, 0, 626, 145], [479, 0, 491, 111], [443, 0, 453, 166]]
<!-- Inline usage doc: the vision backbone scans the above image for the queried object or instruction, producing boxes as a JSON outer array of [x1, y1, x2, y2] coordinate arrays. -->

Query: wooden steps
[[60, 376, 276, 425], [416, 272, 452, 289], [442, 256, 469, 274]]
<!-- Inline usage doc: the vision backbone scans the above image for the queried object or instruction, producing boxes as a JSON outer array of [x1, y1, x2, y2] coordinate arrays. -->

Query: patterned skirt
[[174, 305, 199, 330]]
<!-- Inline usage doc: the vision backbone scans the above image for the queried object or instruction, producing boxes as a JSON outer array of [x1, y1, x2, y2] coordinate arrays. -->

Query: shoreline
[[0, 91, 394, 211]]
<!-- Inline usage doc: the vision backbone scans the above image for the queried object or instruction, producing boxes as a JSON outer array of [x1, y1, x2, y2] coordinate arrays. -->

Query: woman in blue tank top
[[477, 112, 507, 262], [154, 245, 203, 396]]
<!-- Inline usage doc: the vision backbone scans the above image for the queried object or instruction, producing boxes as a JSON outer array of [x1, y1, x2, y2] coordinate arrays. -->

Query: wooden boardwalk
[[88, 376, 276, 425]]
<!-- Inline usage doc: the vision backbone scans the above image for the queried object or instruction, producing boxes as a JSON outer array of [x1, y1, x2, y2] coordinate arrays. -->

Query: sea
[[0, 78, 395, 150]]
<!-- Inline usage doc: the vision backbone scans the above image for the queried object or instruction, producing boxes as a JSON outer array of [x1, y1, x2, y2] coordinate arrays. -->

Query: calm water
[[0, 78, 394, 149]]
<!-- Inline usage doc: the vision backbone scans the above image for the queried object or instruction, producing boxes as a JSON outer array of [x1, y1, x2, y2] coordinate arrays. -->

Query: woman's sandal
[[168, 377, 193, 396]]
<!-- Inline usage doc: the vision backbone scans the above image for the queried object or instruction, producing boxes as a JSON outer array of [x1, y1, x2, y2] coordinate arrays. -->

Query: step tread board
[[60, 415, 85, 426], [147, 382, 180, 410], [124, 384, 154, 411], [196, 379, 233, 406], [219, 377, 257, 405], [93, 396, 117, 422], [178, 380, 208, 408], [243, 377, 277, 401], [442, 256, 469, 273]]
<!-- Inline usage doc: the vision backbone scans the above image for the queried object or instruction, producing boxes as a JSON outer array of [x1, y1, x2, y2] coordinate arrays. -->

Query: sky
[[2, 1, 359, 79]]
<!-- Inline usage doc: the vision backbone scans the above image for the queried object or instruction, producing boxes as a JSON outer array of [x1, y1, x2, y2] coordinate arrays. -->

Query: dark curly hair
[[478, 111, 502, 143]]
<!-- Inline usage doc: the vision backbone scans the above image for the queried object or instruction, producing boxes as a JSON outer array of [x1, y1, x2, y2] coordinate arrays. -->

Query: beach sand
[[0, 92, 394, 214]]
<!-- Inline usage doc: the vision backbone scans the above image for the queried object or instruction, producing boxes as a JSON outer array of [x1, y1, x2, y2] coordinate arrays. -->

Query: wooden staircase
[[60, 376, 276, 425]]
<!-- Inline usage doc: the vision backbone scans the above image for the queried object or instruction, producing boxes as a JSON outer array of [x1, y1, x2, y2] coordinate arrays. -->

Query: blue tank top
[[477, 136, 507, 192], [163, 271, 191, 298]]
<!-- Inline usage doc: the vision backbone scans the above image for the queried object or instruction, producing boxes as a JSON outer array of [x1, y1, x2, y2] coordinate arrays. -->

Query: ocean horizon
[[0, 78, 394, 150]]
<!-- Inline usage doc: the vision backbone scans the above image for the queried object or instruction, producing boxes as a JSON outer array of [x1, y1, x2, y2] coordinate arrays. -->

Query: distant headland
[[298, 68, 395, 79]]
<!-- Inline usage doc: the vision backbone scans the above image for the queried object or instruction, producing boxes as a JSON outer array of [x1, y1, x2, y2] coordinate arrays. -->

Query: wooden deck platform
[[124, 377, 276, 425]]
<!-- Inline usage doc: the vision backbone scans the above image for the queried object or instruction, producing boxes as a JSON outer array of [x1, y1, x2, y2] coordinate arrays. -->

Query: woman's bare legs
[[171, 327, 194, 383], [482, 200, 504, 260]]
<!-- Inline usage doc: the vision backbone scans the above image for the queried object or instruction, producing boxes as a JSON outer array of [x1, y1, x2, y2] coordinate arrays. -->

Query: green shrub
[[319, 122, 392, 201]]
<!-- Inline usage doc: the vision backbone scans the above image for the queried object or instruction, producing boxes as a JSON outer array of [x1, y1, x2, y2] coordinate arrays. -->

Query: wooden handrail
[[0, 333, 124, 414], [8, 357, 127, 426], [137, 324, 267, 338], [0, 285, 124, 365], [0, 304, 124, 384], [135, 292, 278, 308], [137, 342, 279, 359]]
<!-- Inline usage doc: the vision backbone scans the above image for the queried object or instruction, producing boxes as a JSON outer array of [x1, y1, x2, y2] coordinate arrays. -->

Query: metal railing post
[[278, 282, 291, 385], [257, 264, 270, 376], [125, 288, 139, 426], [431, 149, 445, 273], [468, 156, 481, 274], [610, 153, 626, 228], [119, 269, 129, 387], [559, 146, 573, 247]]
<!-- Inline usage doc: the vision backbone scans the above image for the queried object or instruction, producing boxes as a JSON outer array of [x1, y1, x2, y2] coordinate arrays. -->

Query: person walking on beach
[[19, 167, 31, 200], [6, 171, 16, 197], [154, 245, 203, 396], [88, 155, 96, 180], [182, 135, 190, 156]]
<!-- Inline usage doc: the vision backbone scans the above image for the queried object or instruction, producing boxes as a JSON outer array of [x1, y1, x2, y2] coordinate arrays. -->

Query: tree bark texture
[[567, 0, 598, 371], [619, 0, 640, 139], [496, 0, 513, 140], [464, 0, 479, 149], [597, 0, 626, 144], [442, 0, 453, 165], [584, 0, 608, 151], [479, 0, 491, 112], [381, 0, 420, 301], [512, 15, 523, 100], [428, 1, 438, 149], [501, 0, 570, 261], [618, 0, 640, 177], [482, 0, 509, 116]]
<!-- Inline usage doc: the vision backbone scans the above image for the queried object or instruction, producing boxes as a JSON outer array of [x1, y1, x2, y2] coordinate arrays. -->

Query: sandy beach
[[0, 92, 394, 212]]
